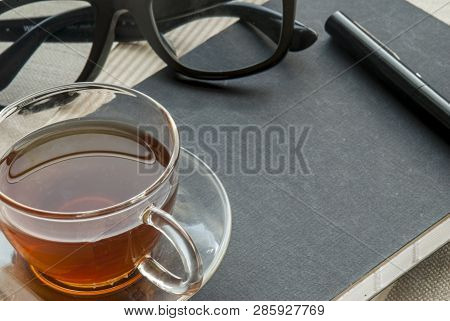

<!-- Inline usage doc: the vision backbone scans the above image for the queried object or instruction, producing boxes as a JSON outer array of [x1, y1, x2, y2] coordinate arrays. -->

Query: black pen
[[325, 11, 450, 129]]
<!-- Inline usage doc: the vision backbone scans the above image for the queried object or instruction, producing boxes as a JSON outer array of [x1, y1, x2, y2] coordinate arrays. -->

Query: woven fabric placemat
[[385, 243, 449, 300]]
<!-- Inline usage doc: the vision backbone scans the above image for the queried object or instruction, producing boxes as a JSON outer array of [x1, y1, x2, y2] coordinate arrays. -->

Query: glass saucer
[[0, 148, 232, 301]]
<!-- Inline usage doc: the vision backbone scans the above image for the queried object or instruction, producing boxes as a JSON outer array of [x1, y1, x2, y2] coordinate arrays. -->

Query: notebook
[[133, 0, 450, 300]]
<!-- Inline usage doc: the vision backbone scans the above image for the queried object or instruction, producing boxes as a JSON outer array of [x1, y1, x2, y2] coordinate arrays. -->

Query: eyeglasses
[[0, 0, 317, 103]]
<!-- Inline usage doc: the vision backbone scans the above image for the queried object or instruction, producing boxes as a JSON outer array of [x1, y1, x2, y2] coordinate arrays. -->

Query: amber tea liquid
[[0, 120, 176, 289]]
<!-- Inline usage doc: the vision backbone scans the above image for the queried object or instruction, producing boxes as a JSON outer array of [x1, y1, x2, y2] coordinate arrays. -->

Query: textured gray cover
[[134, 0, 450, 300]]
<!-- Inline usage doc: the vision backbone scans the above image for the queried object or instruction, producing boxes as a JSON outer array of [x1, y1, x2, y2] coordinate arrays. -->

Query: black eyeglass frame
[[0, 0, 303, 83]]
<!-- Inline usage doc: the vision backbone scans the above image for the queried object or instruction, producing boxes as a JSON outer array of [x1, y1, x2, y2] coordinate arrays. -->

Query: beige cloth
[[385, 243, 449, 300]]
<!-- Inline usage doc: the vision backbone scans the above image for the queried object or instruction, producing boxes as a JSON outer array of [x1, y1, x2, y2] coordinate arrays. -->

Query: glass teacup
[[0, 83, 202, 296]]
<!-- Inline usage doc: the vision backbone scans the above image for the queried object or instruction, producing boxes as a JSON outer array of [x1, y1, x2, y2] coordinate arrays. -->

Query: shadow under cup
[[0, 83, 202, 296]]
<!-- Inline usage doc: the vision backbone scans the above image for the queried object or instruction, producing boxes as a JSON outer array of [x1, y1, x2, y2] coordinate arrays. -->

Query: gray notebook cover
[[134, 0, 450, 300]]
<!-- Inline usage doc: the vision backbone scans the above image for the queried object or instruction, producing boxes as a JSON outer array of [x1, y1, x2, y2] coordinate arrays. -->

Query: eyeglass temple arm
[[157, 2, 317, 52], [0, 7, 93, 91]]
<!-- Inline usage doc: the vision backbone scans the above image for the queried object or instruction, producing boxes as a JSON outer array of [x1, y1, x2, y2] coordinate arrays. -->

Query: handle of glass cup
[[138, 205, 203, 295]]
